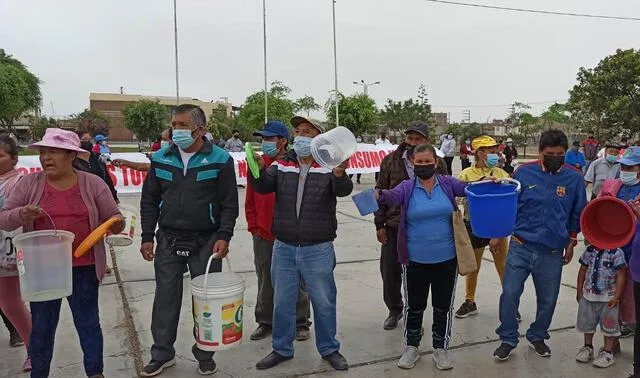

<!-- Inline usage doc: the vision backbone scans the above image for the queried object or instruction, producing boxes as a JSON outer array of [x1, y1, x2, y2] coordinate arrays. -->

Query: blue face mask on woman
[[172, 129, 195, 150], [160, 141, 170, 149], [293, 136, 313, 158], [261, 141, 278, 157], [485, 153, 500, 168], [620, 171, 639, 186]]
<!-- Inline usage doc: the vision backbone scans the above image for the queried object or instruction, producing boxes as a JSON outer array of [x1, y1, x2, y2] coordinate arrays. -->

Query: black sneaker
[[198, 360, 217, 375], [455, 301, 478, 318], [493, 343, 516, 361], [516, 311, 522, 323], [141, 359, 176, 377], [9, 332, 24, 348], [528, 340, 551, 357], [621, 323, 634, 338]]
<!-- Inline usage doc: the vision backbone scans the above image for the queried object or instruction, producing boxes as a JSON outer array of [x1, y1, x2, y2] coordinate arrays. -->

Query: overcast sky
[[2, 0, 639, 123]]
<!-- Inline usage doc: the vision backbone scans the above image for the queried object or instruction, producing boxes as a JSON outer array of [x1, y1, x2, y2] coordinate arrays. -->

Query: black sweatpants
[[443, 157, 454, 175], [634, 281, 640, 377], [380, 227, 403, 316], [403, 258, 457, 349]]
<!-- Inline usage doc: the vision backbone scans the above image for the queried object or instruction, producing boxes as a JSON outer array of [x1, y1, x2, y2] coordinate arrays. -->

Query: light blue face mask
[[293, 136, 313, 158], [606, 154, 619, 164], [172, 129, 195, 150], [261, 141, 278, 157], [160, 141, 170, 149], [486, 153, 500, 168], [620, 171, 639, 186]]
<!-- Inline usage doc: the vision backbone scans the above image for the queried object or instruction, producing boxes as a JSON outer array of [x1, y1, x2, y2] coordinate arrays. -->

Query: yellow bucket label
[[221, 299, 243, 345]]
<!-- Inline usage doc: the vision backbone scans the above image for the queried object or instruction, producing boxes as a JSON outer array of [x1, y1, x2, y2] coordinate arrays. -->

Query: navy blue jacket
[[140, 140, 239, 243], [512, 161, 587, 252]]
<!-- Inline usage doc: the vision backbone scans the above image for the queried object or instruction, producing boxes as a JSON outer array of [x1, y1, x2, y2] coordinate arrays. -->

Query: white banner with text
[[16, 143, 398, 194]]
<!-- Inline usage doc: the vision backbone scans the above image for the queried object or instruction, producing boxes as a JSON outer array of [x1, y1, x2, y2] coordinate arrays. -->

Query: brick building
[[89, 93, 233, 141]]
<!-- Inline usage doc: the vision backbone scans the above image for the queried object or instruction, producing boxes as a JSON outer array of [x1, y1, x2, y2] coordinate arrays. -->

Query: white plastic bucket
[[310, 126, 358, 169], [13, 230, 74, 302], [106, 204, 137, 247], [191, 256, 245, 351]]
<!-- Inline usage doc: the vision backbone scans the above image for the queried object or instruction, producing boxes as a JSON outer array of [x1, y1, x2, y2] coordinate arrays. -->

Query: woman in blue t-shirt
[[375, 144, 469, 372]]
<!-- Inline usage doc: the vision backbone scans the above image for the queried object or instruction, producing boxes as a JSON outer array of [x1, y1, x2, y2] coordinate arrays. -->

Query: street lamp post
[[173, 0, 180, 105], [352, 80, 381, 95], [331, 0, 339, 127], [263, 0, 268, 123]]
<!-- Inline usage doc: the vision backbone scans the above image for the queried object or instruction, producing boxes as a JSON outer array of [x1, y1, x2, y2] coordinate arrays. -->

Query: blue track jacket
[[512, 161, 587, 252]]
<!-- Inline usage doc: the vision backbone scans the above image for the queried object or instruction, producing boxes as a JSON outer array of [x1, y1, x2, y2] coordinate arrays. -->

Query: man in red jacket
[[246, 121, 311, 341]]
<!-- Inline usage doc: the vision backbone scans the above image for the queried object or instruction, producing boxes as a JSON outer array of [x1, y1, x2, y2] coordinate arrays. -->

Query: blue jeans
[[30, 265, 103, 378], [496, 240, 563, 346], [271, 240, 340, 357]]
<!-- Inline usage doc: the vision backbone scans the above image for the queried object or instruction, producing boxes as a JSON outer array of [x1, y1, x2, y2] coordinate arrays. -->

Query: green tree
[[207, 104, 236, 140], [28, 116, 59, 140], [122, 100, 169, 141], [567, 49, 640, 141], [540, 103, 570, 127], [0, 50, 42, 132], [507, 102, 543, 156], [71, 109, 110, 136], [325, 93, 378, 135], [237, 81, 296, 135], [294, 95, 321, 117], [446, 123, 483, 142], [379, 98, 432, 132]]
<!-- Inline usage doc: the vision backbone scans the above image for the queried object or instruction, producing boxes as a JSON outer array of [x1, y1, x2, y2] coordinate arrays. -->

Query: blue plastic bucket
[[464, 179, 521, 238], [352, 189, 379, 216]]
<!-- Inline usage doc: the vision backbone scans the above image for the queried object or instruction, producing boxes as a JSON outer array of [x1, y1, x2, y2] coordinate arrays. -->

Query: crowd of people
[[2, 103, 640, 377]]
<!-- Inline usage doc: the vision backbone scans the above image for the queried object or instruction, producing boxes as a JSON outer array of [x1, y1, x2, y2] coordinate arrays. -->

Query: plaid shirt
[[579, 246, 627, 302]]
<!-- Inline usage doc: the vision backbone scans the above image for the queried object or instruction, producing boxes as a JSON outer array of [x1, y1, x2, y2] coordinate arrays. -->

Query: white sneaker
[[592, 350, 615, 368], [397, 346, 420, 369], [575, 345, 594, 363], [432, 348, 453, 370]]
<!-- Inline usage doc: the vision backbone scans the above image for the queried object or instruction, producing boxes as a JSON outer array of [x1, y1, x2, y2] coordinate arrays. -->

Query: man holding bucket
[[245, 121, 312, 341], [250, 116, 353, 371], [493, 129, 587, 361], [139, 104, 239, 376]]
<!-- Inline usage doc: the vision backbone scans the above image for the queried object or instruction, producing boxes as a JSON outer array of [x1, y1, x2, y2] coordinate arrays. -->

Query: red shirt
[[245, 155, 276, 241], [34, 183, 95, 267], [151, 142, 162, 152]]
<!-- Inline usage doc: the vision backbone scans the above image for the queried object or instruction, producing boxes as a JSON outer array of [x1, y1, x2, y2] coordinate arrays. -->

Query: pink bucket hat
[[29, 128, 88, 154]]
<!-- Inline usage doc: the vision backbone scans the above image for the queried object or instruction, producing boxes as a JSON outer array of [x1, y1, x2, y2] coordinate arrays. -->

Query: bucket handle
[[36, 206, 58, 235], [468, 178, 521, 192], [202, 254, 233, 300]]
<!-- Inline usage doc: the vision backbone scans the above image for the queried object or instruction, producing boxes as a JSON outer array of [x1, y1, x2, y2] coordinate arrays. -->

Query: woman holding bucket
[[455, 136, 512, 320], [373, 144, 472, 371], [0, 128, 124, 378], [0, 133, 32, 372]]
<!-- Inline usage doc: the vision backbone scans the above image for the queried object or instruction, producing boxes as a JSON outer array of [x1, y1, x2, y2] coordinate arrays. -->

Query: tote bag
[[452, 210, 478, 276]]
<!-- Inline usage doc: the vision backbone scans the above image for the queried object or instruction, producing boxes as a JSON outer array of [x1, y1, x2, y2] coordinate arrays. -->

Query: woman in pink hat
[[0, 128, 124, 378]]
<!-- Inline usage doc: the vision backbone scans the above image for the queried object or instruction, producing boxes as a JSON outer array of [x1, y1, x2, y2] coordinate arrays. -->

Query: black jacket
[[140, 141, 239, 243], [74, 153, 118, 202], [250, 151, 353, 246]]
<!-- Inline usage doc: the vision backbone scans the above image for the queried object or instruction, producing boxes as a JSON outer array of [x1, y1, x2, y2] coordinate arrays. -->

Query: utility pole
[[173, 0, 180, 105], [462, 110, 471, 124], [120, 86, 124, 95], [331, 0, 339, 127], [262, 0, 268, 123]]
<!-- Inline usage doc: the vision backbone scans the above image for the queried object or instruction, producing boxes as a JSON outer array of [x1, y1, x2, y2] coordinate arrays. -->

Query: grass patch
[[19, 146, 142, 156]]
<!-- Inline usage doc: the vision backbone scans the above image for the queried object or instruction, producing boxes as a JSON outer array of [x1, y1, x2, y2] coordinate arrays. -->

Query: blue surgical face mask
[[606, 154, 619, 164], [485, 153, 500, 168], [261, 141, 278, 157], [620, 171, 639, 186], [160, 141, 170, 149], [172, 129, 195, 150], [356, 138, 362, 143], [293, 136, 313, 158]]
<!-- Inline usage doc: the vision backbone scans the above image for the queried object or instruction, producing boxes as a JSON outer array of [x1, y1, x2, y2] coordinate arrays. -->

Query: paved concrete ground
[[0, 164, 634, 377]]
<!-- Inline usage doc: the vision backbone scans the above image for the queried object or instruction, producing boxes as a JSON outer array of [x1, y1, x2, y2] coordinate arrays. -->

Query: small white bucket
[[191, 256, 245, 351], [106, 204, 137, 247], [13, 230, 74, 302]]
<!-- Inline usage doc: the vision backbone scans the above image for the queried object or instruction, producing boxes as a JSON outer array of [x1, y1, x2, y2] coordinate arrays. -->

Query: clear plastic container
[[13, 230, 74, 302], [310, 126, 358, 169]]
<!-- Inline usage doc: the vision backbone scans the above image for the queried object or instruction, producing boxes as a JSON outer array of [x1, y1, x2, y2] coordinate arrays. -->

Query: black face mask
[[542, 155, 564, 172], [414, 164, 436, 180], [80, 141, 93, 152]]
